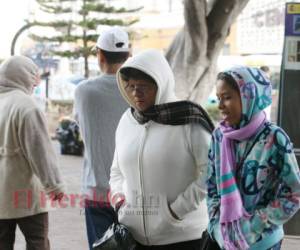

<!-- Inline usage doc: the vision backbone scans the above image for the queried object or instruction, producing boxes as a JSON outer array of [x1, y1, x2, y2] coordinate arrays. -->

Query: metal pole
[[11, 23, 36, 56], [41, 71, 50, 112]]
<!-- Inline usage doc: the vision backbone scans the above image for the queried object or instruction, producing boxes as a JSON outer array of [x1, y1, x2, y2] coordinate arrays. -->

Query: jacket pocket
[[148, 196, 186, 237], [161, 196, 182, 224]]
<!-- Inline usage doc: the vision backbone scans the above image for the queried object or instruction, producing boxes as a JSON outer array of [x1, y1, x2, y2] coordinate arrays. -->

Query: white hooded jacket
[[0, 56, 64, 219], [110, 50, 210, 245]]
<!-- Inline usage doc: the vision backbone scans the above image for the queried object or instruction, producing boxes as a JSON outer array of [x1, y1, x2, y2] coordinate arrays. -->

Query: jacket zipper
[[138, 123, 150, 245]]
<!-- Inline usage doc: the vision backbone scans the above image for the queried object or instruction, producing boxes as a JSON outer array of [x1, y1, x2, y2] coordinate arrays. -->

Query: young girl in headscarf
[[207, 66, 300, 250]]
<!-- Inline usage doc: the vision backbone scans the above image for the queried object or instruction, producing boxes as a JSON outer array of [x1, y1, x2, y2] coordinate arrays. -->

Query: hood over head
[[0, 56, 39, 95], [224, 66, 272, 127], [117, 49, 177, 109]]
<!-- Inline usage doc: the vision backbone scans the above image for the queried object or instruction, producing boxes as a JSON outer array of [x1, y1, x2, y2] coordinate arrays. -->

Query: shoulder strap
[[237, 125, 268, 168]]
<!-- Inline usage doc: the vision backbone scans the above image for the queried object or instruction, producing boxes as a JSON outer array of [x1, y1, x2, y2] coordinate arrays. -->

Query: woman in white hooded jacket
[[109, 49, 213, 249], [0, 56, 64, 250]]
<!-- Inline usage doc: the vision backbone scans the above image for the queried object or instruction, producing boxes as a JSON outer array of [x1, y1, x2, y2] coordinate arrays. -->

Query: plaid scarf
[[131, 100, 214, 133]]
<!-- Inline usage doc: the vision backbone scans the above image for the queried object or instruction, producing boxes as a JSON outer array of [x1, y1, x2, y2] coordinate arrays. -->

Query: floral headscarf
[[225, 66, 272, 127]]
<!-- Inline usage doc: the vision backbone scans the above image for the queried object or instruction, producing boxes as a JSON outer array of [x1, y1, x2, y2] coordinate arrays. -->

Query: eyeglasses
[[124, 82, 156, 93]]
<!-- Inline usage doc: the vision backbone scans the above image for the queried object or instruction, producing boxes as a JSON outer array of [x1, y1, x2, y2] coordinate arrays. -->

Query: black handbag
[[92, 204, 136, 250], [92, 222, 136, 250], [199, 229, 221, 250]]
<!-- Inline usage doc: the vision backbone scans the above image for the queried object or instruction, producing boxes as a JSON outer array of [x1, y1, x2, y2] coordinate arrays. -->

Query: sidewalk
[[282, 236, 300, 250], [13, 142, 300, 250]]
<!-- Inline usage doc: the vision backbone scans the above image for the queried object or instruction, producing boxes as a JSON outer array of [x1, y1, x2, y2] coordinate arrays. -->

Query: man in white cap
[[73, 26, 129, 250]]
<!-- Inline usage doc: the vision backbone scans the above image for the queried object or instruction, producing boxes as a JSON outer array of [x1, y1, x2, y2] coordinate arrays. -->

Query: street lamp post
[[10, 23, 37, 56], [41, 71, 50, 112], [11, 22, 51, 112]]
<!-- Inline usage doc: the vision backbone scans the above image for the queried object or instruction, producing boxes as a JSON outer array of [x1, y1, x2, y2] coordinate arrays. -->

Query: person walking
[[109, 49, 214, 250], [207, 66, 300, 250], [0, 56, 65, 250], [73, 27, 130, 249]]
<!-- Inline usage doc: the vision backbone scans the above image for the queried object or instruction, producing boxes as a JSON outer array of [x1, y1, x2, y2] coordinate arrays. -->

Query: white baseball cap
[[94, 27, 129, 52]]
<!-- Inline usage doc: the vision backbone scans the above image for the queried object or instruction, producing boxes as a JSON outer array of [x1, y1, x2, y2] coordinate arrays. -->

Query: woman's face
[[124, 78, 157, 112], [216, 79, 242, 126]]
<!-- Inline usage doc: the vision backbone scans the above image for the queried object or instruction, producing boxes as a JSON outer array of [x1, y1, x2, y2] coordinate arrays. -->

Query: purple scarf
[[219, 112, 266, 250]]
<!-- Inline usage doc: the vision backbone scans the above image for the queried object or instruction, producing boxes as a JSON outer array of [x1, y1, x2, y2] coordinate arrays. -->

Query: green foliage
[[81, 3, 142, 13], [28, 20, 72, 29], [78, 18, 138, 29], [36, 0, 77, 13], [30, 0, 140, 77]]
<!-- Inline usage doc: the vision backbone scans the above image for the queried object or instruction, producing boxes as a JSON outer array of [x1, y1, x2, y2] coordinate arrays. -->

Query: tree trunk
[[165, 0, 249, 104]]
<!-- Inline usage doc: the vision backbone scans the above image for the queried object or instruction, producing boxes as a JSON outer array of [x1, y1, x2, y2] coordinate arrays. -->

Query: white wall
[[237, 0, 288, 55]]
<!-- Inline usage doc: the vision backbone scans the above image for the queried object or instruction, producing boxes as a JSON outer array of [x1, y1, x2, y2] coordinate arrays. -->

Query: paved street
[[13, 141, 300, 250]]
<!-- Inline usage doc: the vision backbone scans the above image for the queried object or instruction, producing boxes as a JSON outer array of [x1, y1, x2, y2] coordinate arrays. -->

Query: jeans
[[84, 199, 116, 250], [135, 238, 202, 250], [0, 212, 50, 250]]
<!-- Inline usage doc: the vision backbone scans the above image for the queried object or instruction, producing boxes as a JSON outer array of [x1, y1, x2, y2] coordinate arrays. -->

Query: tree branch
[[77, 18, 137, 29], [82, 3, 143, 13], [29, 33, 98, 43], [183, 0, 208, 62], [206, 0, 249, 58], [206, 0, 218, 16]]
